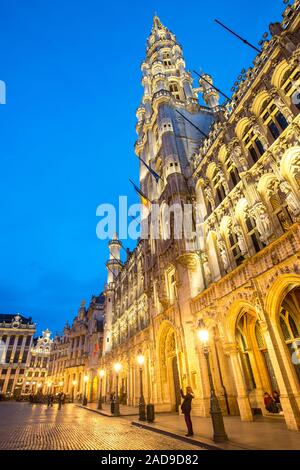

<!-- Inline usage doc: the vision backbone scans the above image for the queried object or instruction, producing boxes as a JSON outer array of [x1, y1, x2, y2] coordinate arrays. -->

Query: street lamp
[[113, 362, 122, 416], [72, 380, 77, 403], [97, 369, 105, 410], [197, 320, 228, 443], [59, 381, 63, 393], [137, 353, 146, 421], [83, 375, 89, 406]]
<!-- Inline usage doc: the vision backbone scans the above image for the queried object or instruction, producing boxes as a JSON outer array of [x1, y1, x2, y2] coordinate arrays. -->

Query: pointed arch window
[[236, 319, 256, 392], [245, 216, 264, 253], [280, 302, 300, 384], [261, 101, 288, 140], [280, 66, 300, 112], [224, 154, 240, 188], [212, 169, 226, 205], [163, 52, 172, 67], [242, 125, 265, 165]]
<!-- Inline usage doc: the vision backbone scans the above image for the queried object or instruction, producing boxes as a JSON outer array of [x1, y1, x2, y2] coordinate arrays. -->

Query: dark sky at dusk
[[0, 0, 285, 335]]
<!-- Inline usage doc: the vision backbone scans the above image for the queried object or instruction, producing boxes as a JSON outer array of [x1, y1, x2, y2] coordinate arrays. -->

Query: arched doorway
[[236, 311, 278, 413], [278, 287, 300, 385], [90, 375, 98, 402], [158, 323, 182, 412]]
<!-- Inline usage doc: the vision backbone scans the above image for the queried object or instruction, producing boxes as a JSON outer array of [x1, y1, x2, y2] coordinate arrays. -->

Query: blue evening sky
[[0, 0, 285, 335]]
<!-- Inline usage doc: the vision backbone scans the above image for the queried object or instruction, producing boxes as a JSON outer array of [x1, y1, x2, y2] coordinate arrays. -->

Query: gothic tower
[[103, 234, 122, 353]]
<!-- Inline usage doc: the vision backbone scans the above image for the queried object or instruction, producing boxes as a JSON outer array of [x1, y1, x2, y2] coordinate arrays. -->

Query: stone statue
[[204, 186, 216, 210], [280, 181, 300, 219], [234, 224, 248, 256], [273, 94, 294, 123], [231, 143, 248, 171], [249, 203, 273, 244], [218, 238, 229, 271], [252, 123, 269, 150], [218, 170, 230, 194], [202, 253, 212, 285]]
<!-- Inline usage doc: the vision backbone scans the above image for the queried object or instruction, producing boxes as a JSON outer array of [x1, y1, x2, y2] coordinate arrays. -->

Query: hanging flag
[[139, 157, 162, 183], [129, 178, 151, 208]]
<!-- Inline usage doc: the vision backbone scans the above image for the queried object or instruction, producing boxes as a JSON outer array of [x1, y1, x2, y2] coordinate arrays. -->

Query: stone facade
[[47, 295, 104, 401], [24, 329, 53, 395], [0, 314, 36, 397], [101, 3, 300, 432]]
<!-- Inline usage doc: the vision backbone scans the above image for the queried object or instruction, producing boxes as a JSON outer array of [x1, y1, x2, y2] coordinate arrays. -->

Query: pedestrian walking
[[180, 386, 194, 437]]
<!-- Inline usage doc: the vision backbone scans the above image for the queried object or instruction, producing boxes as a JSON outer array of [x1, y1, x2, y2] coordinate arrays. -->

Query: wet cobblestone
[[0, 403, 202, 450]]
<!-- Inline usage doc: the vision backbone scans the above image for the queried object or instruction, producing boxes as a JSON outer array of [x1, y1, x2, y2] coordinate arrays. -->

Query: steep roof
[[0, 314, 34, 325]]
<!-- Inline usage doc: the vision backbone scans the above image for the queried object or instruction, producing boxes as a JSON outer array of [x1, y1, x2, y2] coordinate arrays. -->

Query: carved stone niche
[[177, 253, 200, 272]]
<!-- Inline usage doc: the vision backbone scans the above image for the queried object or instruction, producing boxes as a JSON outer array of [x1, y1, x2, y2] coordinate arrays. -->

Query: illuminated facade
[[24, 329, 53, 394], [0, 314, 36, 397], [101, 3, 300, 432], [47, 296, 104, 400]]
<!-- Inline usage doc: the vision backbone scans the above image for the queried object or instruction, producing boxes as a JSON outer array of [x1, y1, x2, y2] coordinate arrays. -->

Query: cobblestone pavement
[[0, 403, 202, 450]]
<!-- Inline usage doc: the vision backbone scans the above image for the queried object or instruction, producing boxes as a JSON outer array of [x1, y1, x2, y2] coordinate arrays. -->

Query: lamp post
[[98, 370, 105, 410], [113, 363, 122, 416], [83, 375, 89, 406], [197, 320, 228, 443], [137, 353, 146, 421], [59, 381, 64, 393], [72, 380, 77, 403]]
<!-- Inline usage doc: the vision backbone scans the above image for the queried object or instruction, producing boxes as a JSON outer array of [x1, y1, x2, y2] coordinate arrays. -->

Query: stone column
[[225, 343, 253, 421], [260, 319, 300, 431]]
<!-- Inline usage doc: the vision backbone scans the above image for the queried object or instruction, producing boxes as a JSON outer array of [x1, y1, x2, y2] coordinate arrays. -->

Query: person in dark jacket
[[180, 386, 194, 437], [264, 392, 278, 413]]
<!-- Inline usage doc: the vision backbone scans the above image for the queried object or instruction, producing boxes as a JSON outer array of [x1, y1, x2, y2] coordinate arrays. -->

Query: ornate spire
[[147, 15, 176, 50]]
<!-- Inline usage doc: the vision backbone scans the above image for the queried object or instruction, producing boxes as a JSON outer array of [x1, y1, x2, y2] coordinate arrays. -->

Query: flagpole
[[214, 19, 261, 53], [175, 110, 208, 138]]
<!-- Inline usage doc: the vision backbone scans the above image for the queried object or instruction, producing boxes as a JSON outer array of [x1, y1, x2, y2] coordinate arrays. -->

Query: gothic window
[[280, 66, 300, 112], [225, 154, 240, 188], [212, 169, 226, 205], [245, 216, 264, 253], [261, 101, 288, 140], [163, 52, 172, 66], [170, 82, 180, 100], [236, 319, 256, 392], [242, 125, 265, 165], [228, 231, 244, 266], [279, 295, 300, 384]]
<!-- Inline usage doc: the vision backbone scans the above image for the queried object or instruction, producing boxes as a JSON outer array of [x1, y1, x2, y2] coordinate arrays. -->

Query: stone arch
[[271, 59, 290, 89], [225, 299, 257, 343], [280, 146, 300, 192], [206, 162, 217, 181], [265, 274, 300, 325], [218, 144, 228, 164], [234, 198, 248, 223], [251, 90, 270, 116], [156, 320, 182, 411], [264, 274, 300, 420], [225, 299, 279, 413], [235, 117, 251, 141]]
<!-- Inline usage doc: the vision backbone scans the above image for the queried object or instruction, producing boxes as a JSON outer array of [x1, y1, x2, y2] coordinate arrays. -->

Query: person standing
[[58, 392, 62, 410], [180, 387, 194, 437]]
